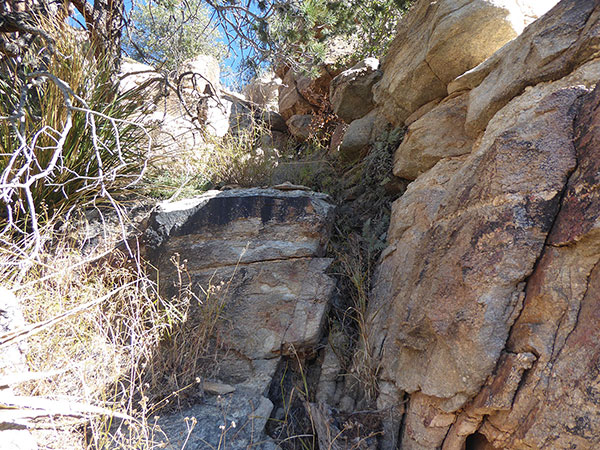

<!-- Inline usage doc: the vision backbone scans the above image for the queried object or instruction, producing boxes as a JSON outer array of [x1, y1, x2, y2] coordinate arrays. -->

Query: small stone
[[203, 381, 236, 396], [271, 182, 311, 191]]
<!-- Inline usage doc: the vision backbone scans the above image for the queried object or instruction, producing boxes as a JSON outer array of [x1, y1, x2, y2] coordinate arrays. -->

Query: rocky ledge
[[143, 188, 336, 449]]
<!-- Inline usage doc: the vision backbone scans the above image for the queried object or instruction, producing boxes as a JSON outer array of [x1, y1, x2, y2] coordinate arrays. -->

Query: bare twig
[[0, 68, 151, 258], [0, 280, 138, 348]]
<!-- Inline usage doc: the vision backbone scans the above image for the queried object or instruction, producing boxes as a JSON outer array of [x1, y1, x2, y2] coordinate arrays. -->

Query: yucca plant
[[0, 16, 152, 252]]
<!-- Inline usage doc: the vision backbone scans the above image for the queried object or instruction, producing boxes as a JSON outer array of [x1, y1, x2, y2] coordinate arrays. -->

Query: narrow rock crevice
[[423, 56, 446, 86], [169, 254, 329, 273], [515, 91, 589, 373], [395, 391, 409, 448], [551, 257, 600, 365]]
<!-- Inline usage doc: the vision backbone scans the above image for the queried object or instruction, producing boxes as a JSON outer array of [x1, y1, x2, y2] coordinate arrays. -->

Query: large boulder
[[279, 69, 321, 121], [145, 188, 336, 360], [179, 54, 221, 92], [373, 80, 583, 405], [443, 71, 600, 450], [330, 58, 382, 123], [338, 109, 381, 161], [372, 0, 559, 126], [119, 56, 231, 153], [144, 188, 336, 448], [119, 58, 159, 93], [120, 56, 287, 152], [286, 114, 315, 141], [450, 0, 600, 136], [371, 72, 595, 450], [243, 72, 282, 112], [393, 92, 473, 179], [478, 76, 600, 450], [274, 38, 357, 122], [278, 66, 341, 121], [157, 385, 278, 450]]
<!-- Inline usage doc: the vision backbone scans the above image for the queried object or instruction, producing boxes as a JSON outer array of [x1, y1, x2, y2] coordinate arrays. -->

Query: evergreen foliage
[[123, 0, 224, 71], [264, 0, 412, 70]]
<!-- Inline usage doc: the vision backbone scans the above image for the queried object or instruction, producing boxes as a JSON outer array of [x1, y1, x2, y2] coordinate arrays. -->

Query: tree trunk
[[71, 0, 124, 75], [1, 0, 124, 76], [90, 0, 124, 75]]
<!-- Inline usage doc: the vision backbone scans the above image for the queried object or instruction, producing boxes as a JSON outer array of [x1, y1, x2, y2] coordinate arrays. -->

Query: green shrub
[[0, 19, 152, 247], [264, 0, 412, 71]]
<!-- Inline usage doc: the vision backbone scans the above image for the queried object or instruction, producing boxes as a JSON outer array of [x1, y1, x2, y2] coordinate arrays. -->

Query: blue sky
[[77, 0, 263, 88]]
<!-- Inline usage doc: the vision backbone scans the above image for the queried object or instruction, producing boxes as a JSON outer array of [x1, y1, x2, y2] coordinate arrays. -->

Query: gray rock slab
[[155, 388, 279, 450]]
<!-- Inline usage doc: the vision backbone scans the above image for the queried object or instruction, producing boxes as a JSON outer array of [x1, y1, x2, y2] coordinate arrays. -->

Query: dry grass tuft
[[138, 254, 233, 411], [199, 128, 281, 188], [0, 213, 229, 449], [143, 115, 296, 200], [336, 235, 382, 404]]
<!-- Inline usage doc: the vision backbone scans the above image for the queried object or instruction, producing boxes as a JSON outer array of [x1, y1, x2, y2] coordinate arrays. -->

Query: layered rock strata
[[144, 188, 336, 448]]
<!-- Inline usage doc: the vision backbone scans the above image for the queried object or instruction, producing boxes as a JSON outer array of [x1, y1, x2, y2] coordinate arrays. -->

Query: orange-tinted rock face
[[394, 93, 474, 180], [278, 67, 336, 121], [455, 0, 600, 137], [549, 84, 600, 247], [372, 0, 558, 127], [368, 1, 600, 448], [477, 83, 600, 450], [370, 84, 582, 413]]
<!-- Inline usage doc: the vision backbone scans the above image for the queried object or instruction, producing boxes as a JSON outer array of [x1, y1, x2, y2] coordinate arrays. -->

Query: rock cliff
[[360, 0, 600, 448]]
